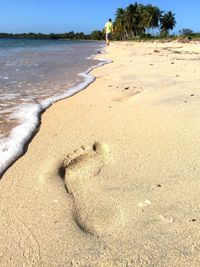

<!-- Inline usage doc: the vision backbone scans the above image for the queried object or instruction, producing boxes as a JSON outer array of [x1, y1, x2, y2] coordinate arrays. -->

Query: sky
[[0, 0, 199, 34]]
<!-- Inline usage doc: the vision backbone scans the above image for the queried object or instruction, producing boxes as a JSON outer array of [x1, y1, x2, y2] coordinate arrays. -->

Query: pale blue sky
[[0, 0, 199, 34]]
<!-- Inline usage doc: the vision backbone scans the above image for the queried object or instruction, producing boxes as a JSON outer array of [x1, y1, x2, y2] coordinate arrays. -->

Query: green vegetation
[[0, 32, 91, 40], [114, 2, 176, 39], [112, 3, 200, 41], [178, 30, 200, 41], [90, 30, 104, 40], [179, 29, 194, 36], [160, 11, 176, 37]]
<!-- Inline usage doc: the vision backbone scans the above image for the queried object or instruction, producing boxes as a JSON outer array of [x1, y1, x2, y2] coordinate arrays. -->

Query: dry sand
[[1, 41, 200, 266]]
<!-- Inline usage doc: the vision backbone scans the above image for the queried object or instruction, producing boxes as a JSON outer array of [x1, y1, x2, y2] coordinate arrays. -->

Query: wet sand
[[1, 41, 200, 266]]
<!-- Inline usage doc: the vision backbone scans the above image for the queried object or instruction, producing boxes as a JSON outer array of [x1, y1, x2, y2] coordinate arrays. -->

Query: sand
[[1, 41, 200, 266]]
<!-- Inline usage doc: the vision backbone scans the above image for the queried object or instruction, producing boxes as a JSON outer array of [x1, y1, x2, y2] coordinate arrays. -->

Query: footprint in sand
[[158, 215, 174, 223], [62, 142, 123, 237], [113, 87, 141, 102]]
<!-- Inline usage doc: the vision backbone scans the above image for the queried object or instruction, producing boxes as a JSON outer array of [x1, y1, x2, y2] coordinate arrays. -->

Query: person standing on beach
[[105, 18, 114, 46]]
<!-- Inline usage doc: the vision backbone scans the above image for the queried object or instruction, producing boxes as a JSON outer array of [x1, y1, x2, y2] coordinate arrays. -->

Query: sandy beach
[[1, 40, 200, 266]]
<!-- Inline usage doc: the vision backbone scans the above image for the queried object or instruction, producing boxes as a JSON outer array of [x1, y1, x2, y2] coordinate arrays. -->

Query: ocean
[[0, 39, 107, 175]]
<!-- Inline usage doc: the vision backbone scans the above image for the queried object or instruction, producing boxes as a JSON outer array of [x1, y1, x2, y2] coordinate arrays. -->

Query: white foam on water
[[0, 94, 20, 100], [0, 53, 111, 177]]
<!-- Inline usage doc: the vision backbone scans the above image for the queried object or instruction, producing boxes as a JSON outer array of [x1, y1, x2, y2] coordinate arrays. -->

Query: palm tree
[[160, 11, 176, 36], [135, 3, 148, 36], [114, 8, 127, 39], [125, 3, 139, 37], [145, 5, 162, 30]]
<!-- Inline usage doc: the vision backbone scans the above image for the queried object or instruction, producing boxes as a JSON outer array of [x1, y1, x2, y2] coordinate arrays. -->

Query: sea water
[[0, 39, 106, 175]]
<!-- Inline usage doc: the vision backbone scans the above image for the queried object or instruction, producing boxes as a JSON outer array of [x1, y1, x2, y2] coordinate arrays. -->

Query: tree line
[[0, 32, 92, 40]]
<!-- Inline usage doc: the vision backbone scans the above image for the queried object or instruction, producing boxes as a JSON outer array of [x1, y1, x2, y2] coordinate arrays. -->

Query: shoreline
[[0, 45, 109, 178], [1, 41, 200, 266]]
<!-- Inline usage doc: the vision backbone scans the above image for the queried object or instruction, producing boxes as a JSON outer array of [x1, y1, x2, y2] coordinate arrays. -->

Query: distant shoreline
[[1, 33, 200, 43], [0, 31, 103, 40]]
